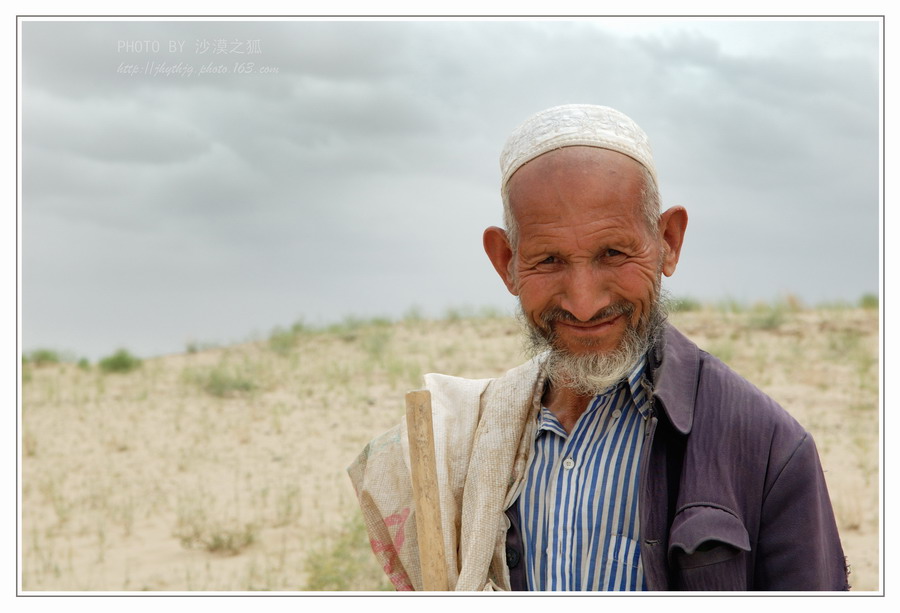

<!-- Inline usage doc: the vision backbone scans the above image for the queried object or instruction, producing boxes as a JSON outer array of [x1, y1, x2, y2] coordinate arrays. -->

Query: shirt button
[[563, 457, 575, 470], [612, 409, 622, 419], [505, 545, 520, 569]]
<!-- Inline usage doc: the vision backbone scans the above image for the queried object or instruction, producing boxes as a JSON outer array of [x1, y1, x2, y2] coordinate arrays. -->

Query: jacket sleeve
[[754, 432, 850, 590]]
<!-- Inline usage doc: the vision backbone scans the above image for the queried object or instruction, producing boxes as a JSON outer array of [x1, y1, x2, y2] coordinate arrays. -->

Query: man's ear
[[658, 206, 688, 277], [483, 226, 518, 295]]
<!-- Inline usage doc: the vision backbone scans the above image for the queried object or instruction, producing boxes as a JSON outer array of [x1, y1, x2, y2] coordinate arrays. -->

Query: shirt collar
[[626, 356, 651, 418], [529, 323, 700, 437], [534, 355, 650, 437]]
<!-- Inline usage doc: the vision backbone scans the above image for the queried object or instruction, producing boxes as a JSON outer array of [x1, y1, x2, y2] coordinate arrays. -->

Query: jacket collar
[[647, 323, 699, 435]]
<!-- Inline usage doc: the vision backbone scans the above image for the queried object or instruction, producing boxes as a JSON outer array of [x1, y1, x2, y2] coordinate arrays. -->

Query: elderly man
[[348, 104, 848, 591]]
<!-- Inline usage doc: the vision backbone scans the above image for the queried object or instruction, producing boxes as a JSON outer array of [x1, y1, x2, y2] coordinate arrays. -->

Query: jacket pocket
[[668, 504, 751, 590]]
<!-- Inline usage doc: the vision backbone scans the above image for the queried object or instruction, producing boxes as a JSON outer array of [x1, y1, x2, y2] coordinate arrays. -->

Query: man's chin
[[519, 292, 669, 396], [542, 346, 639, 396]]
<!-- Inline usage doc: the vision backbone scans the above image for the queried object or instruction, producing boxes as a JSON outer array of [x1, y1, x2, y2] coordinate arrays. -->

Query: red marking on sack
[[370, 507, 413, 590], [384, 507, 410, 550]]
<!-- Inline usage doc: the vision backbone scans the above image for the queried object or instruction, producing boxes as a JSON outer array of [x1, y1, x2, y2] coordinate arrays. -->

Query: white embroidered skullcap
[[500, 104, 657, 189]]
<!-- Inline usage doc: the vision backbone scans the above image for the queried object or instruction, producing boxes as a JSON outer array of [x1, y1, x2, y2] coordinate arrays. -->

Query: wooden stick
[[405, 389, 449, 591]]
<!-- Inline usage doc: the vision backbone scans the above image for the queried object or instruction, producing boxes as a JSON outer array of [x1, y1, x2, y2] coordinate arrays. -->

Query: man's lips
[[555, 314, 623, 332]]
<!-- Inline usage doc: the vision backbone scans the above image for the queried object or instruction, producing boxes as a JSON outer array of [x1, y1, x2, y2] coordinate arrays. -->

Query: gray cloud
[[21, 18, 881, 360]]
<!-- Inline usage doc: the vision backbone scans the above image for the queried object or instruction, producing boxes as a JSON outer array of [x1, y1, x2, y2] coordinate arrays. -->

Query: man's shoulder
[[661, 325, 807, 440], [352, 355, 545, 471], [424, 354, 545, 414]]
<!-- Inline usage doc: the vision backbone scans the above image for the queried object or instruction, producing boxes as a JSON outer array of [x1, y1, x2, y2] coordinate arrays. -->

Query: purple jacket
[[505, 325, 850, 591]]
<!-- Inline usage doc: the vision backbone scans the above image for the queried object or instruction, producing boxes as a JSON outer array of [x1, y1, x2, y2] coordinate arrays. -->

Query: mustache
[[539, 302, 635, 327]]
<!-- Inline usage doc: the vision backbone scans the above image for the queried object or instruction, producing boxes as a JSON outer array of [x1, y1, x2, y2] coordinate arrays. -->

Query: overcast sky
[[20, 17, 881, 360]]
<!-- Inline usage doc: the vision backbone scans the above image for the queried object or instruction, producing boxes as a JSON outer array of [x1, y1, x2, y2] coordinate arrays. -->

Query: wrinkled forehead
[[500, 104, 657, 190], [506, 147, 649, 220]]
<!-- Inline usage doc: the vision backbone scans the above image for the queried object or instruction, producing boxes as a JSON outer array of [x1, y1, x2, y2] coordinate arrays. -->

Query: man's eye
[[605, 249, 624, 258], [539, 256, 557, 265]]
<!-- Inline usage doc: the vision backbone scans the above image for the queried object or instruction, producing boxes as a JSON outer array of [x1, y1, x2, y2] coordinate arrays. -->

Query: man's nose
[[558, 264, 612, 322]]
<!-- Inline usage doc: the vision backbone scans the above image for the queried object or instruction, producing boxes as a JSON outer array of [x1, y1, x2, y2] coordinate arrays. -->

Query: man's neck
[[541, 384, 596, 434]]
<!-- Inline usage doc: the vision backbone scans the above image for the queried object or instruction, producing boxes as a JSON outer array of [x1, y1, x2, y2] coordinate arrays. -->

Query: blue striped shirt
[[518, 358, 650, 591]]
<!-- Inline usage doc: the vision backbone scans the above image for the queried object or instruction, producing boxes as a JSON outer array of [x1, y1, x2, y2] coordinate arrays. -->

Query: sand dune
[[20, 305, 880, 591]]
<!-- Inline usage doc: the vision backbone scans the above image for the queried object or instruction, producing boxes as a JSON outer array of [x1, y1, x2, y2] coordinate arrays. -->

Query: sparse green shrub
[[175, 519, 257, 556], [23, 430, 38, 457], [303, 514, 392, 591], [98, 349, 141, 374], [268, 326, 299, 356], [77, 358, 91, 371], [186, 341, 220, 354], [362, 328, 392, 361], [444, 306, 476, 322], [715, 298, 746, 314], [262, 319, 309, 355], [818, 300, 851, 310], [182, 362, 259, 398], [671, 296, 703, 312], [478, 305, 505, 319], [174, 493, 258, 556], [274, 485, 302, 527], [402, 305, 424, 323], [205, 525, 256, 555], [859, 293, 879, 310], [747, 302, 786, 330], [326, 316, 364, 342], [326, 315, 392, 343], [385, 356, 423, 388], [25, 349, 61, 366], [195, 364, 258, 398], [706, 340, 735, 365]]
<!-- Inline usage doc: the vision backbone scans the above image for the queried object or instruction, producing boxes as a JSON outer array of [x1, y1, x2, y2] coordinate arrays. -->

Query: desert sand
[[20, 303, 880, 591]]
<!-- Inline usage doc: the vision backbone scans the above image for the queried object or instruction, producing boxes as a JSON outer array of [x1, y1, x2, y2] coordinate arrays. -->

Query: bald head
[[502, 146, 661, 251]]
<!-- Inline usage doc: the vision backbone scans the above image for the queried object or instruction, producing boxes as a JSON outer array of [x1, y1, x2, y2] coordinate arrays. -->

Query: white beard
[[521, 290, 669, 397]]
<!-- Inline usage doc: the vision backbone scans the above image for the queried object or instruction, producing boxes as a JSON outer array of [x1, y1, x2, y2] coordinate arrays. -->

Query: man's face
[[505, 147, 667, 363]]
